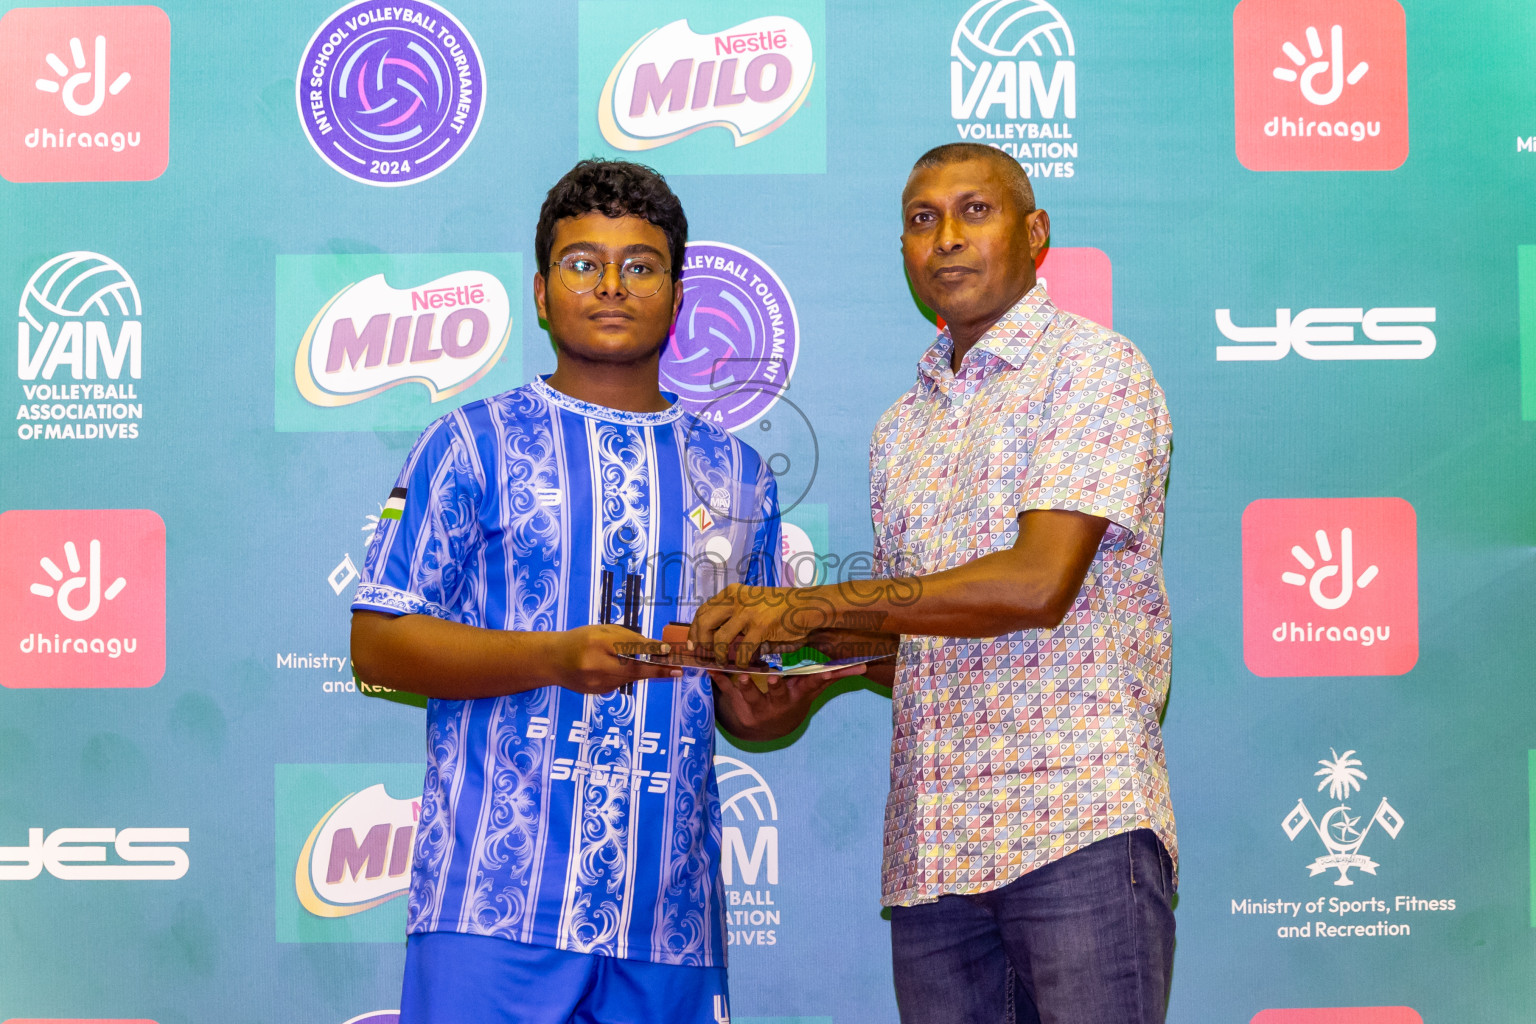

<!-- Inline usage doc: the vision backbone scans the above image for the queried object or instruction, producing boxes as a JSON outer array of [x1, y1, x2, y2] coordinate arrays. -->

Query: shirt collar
[[917, 281, 1057, 390]]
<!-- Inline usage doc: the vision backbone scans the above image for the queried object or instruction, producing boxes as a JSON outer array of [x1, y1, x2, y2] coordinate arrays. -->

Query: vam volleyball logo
[[1233, 0, 1408, 171], [663, 242, 798, 432], [297, 0, 484, 186], [1242, 498, 1418, 678], [579, 1, 825, 175], [0, 5, 170, 182], [15, 252, 145, 441], [0, 508, 165, 689], [716, 756, 782, 948], [275, 252, 521, 432], [950, 1, 1079, 181]]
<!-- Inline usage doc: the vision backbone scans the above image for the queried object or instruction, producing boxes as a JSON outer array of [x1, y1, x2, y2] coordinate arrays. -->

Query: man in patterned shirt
[[690, 142, 1176, 1023], [351, 159, 855, 1024]]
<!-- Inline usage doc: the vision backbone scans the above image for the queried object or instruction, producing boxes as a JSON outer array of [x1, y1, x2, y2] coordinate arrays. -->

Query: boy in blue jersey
[[351, 160, 855, 1024]]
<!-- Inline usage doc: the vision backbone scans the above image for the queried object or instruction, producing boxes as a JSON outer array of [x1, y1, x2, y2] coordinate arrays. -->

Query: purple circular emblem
[[662, 241, 799, 432], [297, 0, 484, 187]]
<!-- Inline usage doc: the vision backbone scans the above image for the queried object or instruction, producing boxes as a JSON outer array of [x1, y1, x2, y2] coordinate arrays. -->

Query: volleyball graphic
[[661, 241, 798, 432], [717, 755, 778, 824], [296, 0, 485, 186], [19, 251, 140, 330], [951, 0, 1075, 71]]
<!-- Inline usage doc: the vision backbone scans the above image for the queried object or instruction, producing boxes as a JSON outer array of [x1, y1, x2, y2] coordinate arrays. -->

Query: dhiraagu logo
[[274, 252, 521, 432], [578, 1, 825, 175], [275, 763, 423, 942]]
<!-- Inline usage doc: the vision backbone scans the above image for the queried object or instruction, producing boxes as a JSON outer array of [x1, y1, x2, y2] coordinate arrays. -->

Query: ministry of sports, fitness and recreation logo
[[275, 252, 521, 432], [1233, 0, 1409, 171], [1241, 498, 1418, 678], [662, 242, 797, 433], [1283, 748, 1404, 886], [579, 1, 825, 175], [16, 252, 145, 442], [950, 1, 1080, 181], [297, 0, 484, 186], [0, 4, 170, 182], [276, 763, 423, 942], [0, 508, 165, 689]]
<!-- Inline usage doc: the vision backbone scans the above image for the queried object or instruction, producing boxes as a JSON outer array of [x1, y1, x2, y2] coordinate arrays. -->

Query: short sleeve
[[869, 409, 897, 579], [1019, 340, 1169, 539], [352, 415, 485, 622], [742, 457, 784, 589]]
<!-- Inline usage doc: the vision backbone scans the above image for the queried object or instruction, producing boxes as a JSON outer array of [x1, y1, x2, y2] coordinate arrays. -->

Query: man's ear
[[671, 277, 684, 323], [1027, 209, 1052, 261], [533, 270, 548, 322]]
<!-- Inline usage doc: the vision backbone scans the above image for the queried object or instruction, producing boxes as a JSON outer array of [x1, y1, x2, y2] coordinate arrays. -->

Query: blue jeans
[[890, 829, 1175, 1024]]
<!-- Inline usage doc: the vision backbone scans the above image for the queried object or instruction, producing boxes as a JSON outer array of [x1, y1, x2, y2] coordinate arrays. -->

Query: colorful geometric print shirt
[[353, 377, 783, 966], [870, 283, 1175, 908]]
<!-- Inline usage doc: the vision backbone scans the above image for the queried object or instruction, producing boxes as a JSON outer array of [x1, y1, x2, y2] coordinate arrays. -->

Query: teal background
[[577, 0, 827, 175], [1, 1, 1535, 1022], [273, 252, 523, 432]]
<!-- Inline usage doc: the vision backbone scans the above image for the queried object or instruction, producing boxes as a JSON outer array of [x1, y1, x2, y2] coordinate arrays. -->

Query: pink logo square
[[1251, 1009, 1422, 1024], [0, 6, 170, 182], [1242, 498, 1417, 677], [0, 509, 165, 688], [1233, 0, 1408, 171], [1036, 247, 1112, 329]]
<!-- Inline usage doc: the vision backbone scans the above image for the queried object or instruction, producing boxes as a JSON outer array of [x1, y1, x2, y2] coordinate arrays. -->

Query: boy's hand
[[554, 624, 681, 695]]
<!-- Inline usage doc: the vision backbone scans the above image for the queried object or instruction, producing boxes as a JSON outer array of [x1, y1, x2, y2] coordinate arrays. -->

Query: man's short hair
[[535, 159, 688, 281], [908, 143, 1036, 212]]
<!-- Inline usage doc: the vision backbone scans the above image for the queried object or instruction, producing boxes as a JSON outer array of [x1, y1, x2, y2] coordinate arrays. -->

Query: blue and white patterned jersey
[[353, 377, 783, 966]]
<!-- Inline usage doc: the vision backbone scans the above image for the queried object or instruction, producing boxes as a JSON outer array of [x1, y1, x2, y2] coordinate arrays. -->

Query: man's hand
[[711, 662, 868, 743], [553, 624, 681, 695], [689, 584, 836, 669]]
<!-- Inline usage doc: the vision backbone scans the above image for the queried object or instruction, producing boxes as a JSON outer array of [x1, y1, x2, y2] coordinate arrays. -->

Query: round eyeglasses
[[553, 253, 671, 297]]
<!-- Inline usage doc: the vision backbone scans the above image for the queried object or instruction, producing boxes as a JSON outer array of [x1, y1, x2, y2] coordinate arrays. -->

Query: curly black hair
[[535, 159, 688, 282]]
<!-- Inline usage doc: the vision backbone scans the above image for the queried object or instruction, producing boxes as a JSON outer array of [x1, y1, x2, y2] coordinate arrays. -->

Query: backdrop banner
[[2, 2, 1533, 1022]]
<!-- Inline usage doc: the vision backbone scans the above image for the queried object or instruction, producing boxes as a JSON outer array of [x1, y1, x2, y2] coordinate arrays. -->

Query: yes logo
[[580, 1, 825, 175], [0, 5, 170, 182], [1216, 306, 1435, 361], [0, 826, 188, 880], [1242, 498, 1417, 677], [0, 509, 165, 688], [1233, 0, 1408, 171]]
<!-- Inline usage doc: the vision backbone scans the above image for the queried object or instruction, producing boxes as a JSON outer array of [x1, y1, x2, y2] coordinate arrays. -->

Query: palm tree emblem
[[1283, 748, 1405, 885], [1315, 748, 1367, 800]]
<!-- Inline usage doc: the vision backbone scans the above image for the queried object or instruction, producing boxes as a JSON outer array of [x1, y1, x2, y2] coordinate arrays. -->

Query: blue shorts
[[399, 931, 731, 1024]]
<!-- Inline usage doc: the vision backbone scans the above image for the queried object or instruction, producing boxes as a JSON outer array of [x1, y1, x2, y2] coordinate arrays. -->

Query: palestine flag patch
[[381, 487, 407, 520]]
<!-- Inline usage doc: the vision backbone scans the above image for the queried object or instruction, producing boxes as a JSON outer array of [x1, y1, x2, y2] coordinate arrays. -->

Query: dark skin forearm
[[350, 609, 853, 739], [691, 508, 1110, 669], [350, 610, 679, 700]]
